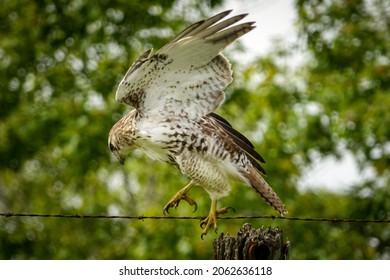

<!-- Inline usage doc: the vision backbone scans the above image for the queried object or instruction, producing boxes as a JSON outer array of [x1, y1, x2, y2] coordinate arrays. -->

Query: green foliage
[[0, 0, 389, 259]]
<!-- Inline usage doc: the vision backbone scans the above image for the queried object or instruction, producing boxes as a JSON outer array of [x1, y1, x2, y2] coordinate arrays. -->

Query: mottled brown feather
[[208, 113, 266, 174]]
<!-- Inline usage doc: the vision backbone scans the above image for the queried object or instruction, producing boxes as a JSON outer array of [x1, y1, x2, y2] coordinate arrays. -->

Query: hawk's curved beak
[[112, 149, 125, 165]]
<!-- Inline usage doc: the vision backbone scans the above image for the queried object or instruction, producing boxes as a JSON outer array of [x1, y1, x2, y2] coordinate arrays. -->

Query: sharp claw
[[192, 203, 198, 213], [163, 204, 172, 215], [162, 182, 196, 214]]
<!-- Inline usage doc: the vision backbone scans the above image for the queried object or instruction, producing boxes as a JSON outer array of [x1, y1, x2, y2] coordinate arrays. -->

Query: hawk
[[108, 10, 287, 238]]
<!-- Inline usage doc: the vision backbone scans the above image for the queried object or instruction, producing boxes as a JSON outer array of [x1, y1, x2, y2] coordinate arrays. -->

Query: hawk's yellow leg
[[200, 199, 233, 239], [163, 180, 197, 214]]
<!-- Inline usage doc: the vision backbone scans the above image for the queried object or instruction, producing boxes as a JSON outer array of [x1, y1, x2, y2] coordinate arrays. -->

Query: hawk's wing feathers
[[115, 11, 255, 120], [167, 10, 232, 44], [208, 113, 266, 175], [120, 48, 153, 82], [158, 11, 255, 70]]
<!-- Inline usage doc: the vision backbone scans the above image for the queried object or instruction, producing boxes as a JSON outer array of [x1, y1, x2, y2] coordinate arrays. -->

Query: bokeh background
[[1, 0, 389, 259]]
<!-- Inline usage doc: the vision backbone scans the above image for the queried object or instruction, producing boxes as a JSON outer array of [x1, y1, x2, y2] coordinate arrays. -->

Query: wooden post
[[213, 223, 289, 260]]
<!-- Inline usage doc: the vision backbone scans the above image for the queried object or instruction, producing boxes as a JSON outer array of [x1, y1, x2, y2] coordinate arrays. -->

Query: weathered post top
[[213, 223, 289, 260]]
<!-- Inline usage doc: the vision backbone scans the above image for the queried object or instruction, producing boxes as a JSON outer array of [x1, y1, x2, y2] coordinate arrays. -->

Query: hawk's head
[[108, 110, 138, 165]]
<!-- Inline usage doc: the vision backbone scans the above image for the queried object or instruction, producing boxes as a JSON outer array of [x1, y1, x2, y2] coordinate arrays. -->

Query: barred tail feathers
[[246, 166, 287, 215]]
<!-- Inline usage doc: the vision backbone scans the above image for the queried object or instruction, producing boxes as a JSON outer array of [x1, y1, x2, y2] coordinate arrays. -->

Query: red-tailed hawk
[[108, 10, 287, 238]]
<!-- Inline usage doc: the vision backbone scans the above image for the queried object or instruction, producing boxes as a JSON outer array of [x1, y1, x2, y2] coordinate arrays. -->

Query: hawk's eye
[[109, 143, 116, 152]]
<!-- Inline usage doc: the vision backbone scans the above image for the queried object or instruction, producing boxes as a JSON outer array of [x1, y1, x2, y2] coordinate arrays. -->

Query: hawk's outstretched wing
[[115, 10, 255, 119]]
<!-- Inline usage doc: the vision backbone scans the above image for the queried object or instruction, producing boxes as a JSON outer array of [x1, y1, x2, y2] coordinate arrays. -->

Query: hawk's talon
[[163, 181, 196, 215], [199, 200, 232, 238]]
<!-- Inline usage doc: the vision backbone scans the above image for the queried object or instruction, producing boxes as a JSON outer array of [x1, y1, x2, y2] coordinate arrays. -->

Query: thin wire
[[1, 212, 389, 224]]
